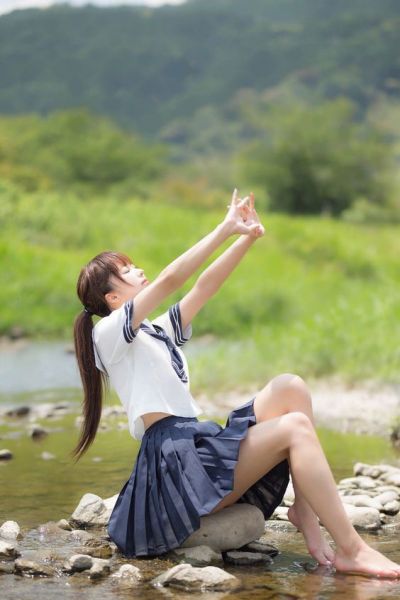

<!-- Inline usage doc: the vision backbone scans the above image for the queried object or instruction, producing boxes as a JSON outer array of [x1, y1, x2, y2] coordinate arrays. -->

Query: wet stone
[[0, 540, 20, 560], [56, 519, 72, 531], [223, 550, 273, 566], [111, 563, 142, 584], [238, 539, 279, 558], [0, 560, 15, 574], [171, 545, 223, 565], [14, 558, 55, 577], [63, 553, 93, 573], [88, 558, 111, 579], [79, 537, 114, 558], [151, 562, 240, 591]]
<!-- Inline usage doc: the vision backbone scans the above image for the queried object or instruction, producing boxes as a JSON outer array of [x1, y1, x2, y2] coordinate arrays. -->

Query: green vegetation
[[1, 186, 399, 386]]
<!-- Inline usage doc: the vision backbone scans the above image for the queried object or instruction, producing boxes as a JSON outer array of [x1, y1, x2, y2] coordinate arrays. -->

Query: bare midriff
[[142, 411, 173, 431]]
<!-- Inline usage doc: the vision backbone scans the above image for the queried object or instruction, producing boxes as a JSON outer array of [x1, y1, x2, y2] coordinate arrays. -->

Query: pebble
[[223, 550, 273, 566], [14, 558, 54, 577], [151, 563, 240, 591], [0, 539, 20, 559], [0, 449, 13, 461], [0, 520, 22, 540], [111, 563, 142, 584]]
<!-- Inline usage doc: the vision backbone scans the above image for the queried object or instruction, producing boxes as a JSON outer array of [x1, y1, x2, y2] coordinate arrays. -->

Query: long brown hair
[[71, 250, 132, 462]]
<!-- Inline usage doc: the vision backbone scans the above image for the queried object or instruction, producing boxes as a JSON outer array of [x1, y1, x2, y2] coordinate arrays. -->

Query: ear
[[105, 291, 120, 308]]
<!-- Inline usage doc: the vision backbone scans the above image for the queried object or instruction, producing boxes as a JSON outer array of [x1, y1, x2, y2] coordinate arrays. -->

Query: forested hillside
[[0, 0, 399, 136]]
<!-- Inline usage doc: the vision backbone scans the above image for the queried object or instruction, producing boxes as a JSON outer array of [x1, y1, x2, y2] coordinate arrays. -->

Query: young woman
[[73, 190, 400, 578]]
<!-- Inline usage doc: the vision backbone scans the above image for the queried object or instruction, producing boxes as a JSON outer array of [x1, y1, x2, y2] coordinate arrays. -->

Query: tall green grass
[[1, 188, 399, 387]]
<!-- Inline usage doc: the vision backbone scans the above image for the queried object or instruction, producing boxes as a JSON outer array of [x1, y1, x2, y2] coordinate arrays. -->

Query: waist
[[142, 412, 174, 431]]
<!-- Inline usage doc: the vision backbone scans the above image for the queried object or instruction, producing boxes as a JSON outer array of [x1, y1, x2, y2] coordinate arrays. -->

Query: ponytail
[[70, 309, 108, 462]]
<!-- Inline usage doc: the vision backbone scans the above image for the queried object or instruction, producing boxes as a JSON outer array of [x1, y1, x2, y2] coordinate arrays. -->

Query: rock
[[171, 545, 223, 566], [339, 476, 377, 490], [341, 505, 381, 531], [151, 563, 240, 591], [340, 494, 383, 511], [111, 563, 142, 584], [63, 553, 93, 573], [88, 557, 111, 579], [354, 462, 400, 478], [0, 520, 22, 541], [70, 493, 110, 527], [272, 506, 289, 520], [56, 519, 72, 531], [181, 504, 265, 552], [282, 480, 295, 506], [381, 473, 400, 487], [14, 558, 54, 577], [381, 500, 400, 515], [0, 449, 13, 461], [79, 538, 113, 558], [68, 529, 96, 543], [0, 561, 15, 574], [264, 520, 298, 533], [5, 406, 30, 418], [223, 550, 272, 566], [41, 451, 55, 460], [238, 539, 279, 558], [103, 493, 119, 513], [0, 540, 20, 559], [375, 491, 400, 505], [28, 425, 48, 440]]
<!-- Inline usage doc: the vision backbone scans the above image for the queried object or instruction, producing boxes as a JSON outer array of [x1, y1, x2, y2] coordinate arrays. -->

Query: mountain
[[0, 0, 399, 136]]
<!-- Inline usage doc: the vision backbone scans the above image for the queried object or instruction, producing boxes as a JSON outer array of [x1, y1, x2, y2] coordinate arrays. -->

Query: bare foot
[[334, 540, 400, 579], [288, 503, 335, 566]]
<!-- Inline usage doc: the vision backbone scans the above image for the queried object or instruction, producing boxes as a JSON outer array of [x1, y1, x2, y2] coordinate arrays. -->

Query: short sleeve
[[92, 299, 140, 366], [151, 301, 192, 347]]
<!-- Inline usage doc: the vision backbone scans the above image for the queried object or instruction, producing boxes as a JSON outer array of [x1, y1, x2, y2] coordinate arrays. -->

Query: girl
[[72, 190, 400, 578]]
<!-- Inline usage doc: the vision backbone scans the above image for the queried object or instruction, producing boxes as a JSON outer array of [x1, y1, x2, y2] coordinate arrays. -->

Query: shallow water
[[1, 341, 400, 599]]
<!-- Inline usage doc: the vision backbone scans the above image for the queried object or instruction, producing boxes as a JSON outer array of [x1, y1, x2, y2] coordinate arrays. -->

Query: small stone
[[151, 563, 240, 591], [79, 538, 113, 558], [41, 451, 55, 460], [89, 558, 111, 579], [341, 505, 381, 531], [0, 520, 22, 541], [264, 520, 298, 533], [68, 529, 96, 543], [375, 491, 399, 505], [70, 493, 110, 527], [382, 473, 400, 487], [56, 519, 72, 531], [172, 545, 223, 565], [5, 406, 30, 418], [29, 425, 48, 440], [0, 449, 13, 461], [63, 553, 93, 573], [111, 563, 142, 584], [0, 540, 20, 559], [223, 550, 273, 566], [341, 494, 383, 511], [238, 539, 279, 557], [381, 500, 400, 515], [14, 558, 54, 577]]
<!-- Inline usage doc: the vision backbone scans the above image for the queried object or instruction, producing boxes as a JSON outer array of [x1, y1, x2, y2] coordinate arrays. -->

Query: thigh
[[253, 373, 312, 424], [209, 412, 292, 513]]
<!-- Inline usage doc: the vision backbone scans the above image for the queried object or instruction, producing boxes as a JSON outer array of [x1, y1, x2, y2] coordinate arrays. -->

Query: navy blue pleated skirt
[[107, 397, 290, 558]]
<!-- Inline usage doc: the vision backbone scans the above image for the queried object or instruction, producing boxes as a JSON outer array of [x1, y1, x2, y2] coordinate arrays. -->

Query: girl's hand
[[223, 189, 265, 238]]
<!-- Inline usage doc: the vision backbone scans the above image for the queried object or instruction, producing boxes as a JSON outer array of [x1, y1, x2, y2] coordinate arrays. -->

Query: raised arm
[[131, 190, 258, 329], [179, 192, 265, 329]]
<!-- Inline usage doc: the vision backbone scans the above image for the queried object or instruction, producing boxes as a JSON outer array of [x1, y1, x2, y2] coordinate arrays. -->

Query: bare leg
[[252, 373, 334, 564], [210, 401, 400, 578]]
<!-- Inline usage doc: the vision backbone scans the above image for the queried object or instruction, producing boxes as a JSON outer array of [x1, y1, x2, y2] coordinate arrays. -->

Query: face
[[106, 262, 150, 310]]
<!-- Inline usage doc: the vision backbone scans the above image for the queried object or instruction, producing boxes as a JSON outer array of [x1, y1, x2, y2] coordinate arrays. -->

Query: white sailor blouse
[[92, 300, 203, 440]]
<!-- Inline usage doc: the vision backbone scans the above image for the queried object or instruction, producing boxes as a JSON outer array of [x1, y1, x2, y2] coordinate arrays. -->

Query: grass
[[1, 188, 399, 389]]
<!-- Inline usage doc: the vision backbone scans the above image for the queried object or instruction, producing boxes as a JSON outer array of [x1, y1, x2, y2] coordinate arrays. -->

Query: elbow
[[158, 267, 180, 293]]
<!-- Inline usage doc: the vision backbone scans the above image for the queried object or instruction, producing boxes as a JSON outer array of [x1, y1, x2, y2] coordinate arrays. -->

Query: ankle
[[336, 534, 367, 557]]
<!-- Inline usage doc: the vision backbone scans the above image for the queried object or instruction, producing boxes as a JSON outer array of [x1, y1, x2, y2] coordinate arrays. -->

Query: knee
[[280, 411, 314, 445], [271, 373, 311, 406]]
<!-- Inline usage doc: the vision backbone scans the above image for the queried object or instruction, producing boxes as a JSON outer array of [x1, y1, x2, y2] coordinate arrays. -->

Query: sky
[[0, 0, 187, 16]]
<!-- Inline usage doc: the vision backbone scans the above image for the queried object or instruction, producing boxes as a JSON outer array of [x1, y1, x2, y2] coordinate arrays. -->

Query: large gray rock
[[342, 505, 381, 531], [181, 504, 264, 551], [151, 563, 240, 591], [0, 520, 22, 541], [341, 494, 383, 511]]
